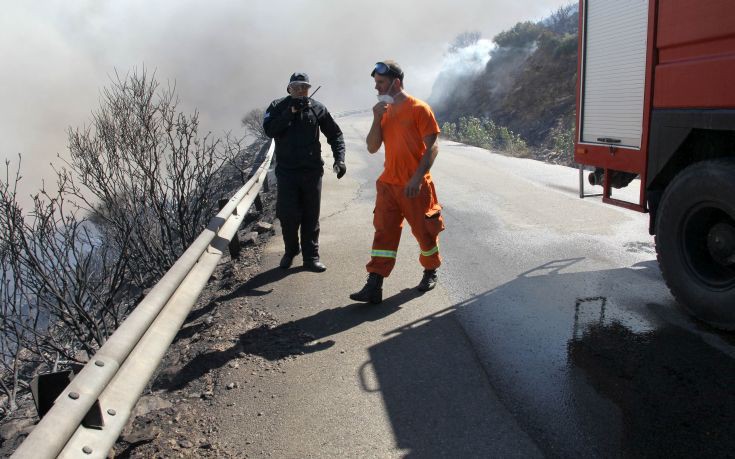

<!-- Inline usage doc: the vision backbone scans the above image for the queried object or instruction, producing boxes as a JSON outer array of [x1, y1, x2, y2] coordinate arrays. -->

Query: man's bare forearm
[[366, 117, 383, 153], [413, 135, 439, 177], [416, 143, 438, 175]]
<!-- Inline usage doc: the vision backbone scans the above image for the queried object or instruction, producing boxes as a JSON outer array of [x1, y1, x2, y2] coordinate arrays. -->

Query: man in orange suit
[[350, 60, 445, 304]]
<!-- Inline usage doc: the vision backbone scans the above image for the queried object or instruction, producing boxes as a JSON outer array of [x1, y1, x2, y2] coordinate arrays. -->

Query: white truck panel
[[580, 0, 649, 148]]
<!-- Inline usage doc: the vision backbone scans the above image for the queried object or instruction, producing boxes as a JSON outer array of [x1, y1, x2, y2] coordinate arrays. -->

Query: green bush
[[493, 21, 543, 48], [442, 116, 528, 156], [547, 117, 575, 163], [556, 33, 578, 56], [458, 116, 492, 149], [441, 122, 456, 140]]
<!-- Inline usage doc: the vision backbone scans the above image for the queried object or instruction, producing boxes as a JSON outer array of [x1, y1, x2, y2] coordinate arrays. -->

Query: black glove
[[291, 96, 310, 111], [333, 161, 346, 179]]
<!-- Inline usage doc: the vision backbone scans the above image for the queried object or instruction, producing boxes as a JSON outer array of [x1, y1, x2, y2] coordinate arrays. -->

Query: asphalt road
[[212, 113, 735, 458]]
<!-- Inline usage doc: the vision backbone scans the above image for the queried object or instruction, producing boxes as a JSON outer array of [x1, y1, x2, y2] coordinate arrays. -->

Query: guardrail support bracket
[[31, 368, 105, 429], [254, 194, 263, 212]]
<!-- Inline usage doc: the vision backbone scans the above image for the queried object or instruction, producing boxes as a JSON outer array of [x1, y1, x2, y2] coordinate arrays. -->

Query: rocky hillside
[[431, 5, 578, 155]]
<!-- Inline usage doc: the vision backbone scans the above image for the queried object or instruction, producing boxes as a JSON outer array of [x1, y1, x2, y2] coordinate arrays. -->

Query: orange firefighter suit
[[367, 95, 445, 278]]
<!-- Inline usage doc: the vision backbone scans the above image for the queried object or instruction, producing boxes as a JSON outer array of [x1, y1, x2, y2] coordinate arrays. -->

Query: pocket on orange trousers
[[424, 205, 445, 238]]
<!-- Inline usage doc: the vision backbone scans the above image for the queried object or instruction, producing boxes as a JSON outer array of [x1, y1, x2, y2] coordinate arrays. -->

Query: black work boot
[[417, 269, 438, 292], [279, 250, 300, 269], [350, 273, 383, 304], [304, 258, 327, 272]]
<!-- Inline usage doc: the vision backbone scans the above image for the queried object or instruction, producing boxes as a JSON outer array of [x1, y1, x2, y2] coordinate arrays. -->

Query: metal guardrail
[[12, 140, 275, 459]]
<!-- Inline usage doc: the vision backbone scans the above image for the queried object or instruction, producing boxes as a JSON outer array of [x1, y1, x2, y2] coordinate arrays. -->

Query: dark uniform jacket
[[263, 96, 345, 172]]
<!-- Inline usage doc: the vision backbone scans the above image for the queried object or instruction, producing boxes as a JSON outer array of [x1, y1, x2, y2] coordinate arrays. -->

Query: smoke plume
[[0, 0, 571, 203]]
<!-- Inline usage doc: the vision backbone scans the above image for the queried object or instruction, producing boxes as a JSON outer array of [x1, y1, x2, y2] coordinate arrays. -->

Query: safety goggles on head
[[372, 62, 401, 79]]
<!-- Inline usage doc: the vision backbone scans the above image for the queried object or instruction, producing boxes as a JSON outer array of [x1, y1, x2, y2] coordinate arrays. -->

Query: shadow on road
[[215, 266, 295, 301], [365, 302, 540, 457], [172, 268, 300, 345], [366, 258, 735, 457], [163, 285, 422, 391]]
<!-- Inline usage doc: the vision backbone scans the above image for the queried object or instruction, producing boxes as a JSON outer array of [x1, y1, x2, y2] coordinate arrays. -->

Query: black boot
[[417, 269, 437, 292], [279, 250, 300, 269], [304, 258, 327, 272], [350, 273, 383, 304]]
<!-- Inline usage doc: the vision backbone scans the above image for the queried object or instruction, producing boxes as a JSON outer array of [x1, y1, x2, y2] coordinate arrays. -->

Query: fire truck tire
[[655, 159, 735, 330]]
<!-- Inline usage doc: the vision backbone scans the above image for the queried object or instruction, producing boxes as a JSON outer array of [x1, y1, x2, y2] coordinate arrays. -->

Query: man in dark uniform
[[263, 72, 346, 272]]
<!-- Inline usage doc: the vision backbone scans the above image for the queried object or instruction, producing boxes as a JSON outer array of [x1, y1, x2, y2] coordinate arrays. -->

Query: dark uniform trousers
[[276, 167, 323, 262]]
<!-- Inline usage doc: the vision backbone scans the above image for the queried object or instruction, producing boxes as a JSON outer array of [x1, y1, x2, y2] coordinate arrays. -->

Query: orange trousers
[[366, 177, 445, 278]]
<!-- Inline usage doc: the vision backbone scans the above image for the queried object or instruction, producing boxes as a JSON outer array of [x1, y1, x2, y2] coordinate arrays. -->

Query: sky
[[0, 0, 571, 201]]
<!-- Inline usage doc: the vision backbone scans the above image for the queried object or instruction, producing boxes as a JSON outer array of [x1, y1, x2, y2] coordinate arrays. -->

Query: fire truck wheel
[[655, 159, 735, 330]]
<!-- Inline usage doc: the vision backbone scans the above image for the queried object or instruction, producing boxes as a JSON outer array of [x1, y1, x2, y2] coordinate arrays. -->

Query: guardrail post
[[254, 194, 263, 212], [218, 199, 241, 259]]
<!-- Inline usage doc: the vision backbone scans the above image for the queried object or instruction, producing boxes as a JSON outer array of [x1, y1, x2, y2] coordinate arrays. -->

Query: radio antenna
[[309, 85, 322, 99]]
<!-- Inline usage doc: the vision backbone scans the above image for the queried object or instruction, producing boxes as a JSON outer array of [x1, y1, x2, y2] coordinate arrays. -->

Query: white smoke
[[429, 39, 495, 110], [485, 41, 539, 102]]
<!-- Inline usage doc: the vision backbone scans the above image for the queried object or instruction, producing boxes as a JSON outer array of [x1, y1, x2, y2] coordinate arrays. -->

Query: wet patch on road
[[568, 319, 735, 457], [451, 257, 731, 457]]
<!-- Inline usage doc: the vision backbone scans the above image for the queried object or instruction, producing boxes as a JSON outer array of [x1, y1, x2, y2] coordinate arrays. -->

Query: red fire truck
[[574, 0, 735, 329]]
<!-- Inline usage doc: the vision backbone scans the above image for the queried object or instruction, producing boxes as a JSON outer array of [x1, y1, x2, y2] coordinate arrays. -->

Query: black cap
[[289, 72, 311, 86], [371, 61, 404, 81]]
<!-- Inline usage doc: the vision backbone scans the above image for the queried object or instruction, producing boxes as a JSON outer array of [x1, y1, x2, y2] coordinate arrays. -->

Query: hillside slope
[[430, 5, 578, 157]]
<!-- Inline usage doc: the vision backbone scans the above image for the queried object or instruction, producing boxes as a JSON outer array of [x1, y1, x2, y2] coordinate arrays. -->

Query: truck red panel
[[654, 0, 735, 108]]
